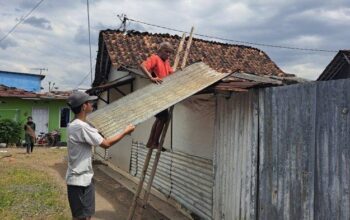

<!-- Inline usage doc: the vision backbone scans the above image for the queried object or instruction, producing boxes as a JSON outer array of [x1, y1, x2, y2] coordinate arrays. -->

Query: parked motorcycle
[[36, 129, 61, 146]]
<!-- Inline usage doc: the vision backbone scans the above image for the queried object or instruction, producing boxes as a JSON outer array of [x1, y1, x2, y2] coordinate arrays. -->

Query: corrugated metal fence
[[213, 91, 259, 220], [214, 78, 350, 220], [130, 141, 213, 220]]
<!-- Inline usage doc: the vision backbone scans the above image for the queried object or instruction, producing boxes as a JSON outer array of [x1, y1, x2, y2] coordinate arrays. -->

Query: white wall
[[172, 94, 215, 159], [110, 67, 128, 81]]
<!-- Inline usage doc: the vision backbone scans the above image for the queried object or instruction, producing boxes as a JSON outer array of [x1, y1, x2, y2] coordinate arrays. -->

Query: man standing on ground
[[140, 42, 174, 150], [66, 91, 135, 220], [24, 116, 36, 154]]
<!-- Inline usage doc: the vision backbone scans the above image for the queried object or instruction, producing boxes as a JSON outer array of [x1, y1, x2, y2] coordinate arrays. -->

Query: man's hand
[[150, 77, 163, 84], [124, 124, 135, 135]]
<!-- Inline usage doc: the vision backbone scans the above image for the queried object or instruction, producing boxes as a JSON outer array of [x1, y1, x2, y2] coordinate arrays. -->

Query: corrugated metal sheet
[[315, 79, 350, 220], [88, 62, 229, 137], [130, 142, 213, 220], [213, 91, 259, 220], [258, 79, 350, 220], [258, 83, 316, 220]]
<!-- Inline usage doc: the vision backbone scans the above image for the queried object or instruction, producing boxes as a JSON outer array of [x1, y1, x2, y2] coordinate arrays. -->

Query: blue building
[[0, 70, 45, 92]]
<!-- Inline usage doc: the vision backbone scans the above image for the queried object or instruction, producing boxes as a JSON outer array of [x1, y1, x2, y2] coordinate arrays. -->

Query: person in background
[[24, 116, 36, 154], [66, 91, 135, 220]]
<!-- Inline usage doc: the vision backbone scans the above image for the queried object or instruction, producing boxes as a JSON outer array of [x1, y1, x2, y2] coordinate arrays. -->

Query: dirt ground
[[0, 147, 173, 220]]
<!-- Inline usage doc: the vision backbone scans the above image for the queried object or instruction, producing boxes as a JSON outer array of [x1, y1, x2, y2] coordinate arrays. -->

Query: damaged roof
[[0, 84, 38, 98], [0, 84, 71, 100], [93, 30, 286, 87]]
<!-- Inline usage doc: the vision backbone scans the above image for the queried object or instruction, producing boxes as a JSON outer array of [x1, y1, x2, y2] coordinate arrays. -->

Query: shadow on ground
[[50, 161, 168, 220]]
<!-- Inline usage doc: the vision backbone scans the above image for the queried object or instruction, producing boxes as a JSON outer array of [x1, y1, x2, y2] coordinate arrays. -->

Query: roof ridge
[[101, 29, 266, 52]]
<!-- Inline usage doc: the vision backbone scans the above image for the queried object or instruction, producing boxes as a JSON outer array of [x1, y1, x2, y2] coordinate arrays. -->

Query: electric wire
[[0, 0, 45, 43], [126, 17, 337, 53]]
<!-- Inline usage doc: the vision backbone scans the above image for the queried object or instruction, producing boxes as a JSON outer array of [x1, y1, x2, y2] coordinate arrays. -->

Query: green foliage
[[0, 119, 21, 146]]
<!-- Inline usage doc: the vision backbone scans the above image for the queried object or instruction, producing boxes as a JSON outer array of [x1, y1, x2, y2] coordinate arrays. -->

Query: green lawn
[[0, 163, 70, 219]]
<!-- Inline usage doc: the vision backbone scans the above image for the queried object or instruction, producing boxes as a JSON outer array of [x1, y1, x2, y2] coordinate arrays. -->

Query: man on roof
[[140, 42, 174, 150]]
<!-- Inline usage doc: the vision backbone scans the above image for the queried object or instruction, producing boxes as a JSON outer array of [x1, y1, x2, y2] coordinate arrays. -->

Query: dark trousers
[[146, 110, 170, 148], [26, 143, 34, 153]]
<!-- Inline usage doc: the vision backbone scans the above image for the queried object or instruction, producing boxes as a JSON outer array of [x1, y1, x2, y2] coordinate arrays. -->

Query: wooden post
[[127, 148, 153, 220], [181, 26, 194, 69], [173, 33, 186, 72], [141, 106, 174, 208]]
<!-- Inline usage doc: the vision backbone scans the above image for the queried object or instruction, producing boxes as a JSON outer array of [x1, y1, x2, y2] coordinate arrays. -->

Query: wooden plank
[[315, 79, 350, 220], [181, 27, 194, 69], [231, 72, 283, 85], [172, 33, 186, 71]]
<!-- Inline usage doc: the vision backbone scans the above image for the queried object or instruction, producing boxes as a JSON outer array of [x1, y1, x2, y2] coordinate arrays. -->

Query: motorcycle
[[36, 129, 61, 146]]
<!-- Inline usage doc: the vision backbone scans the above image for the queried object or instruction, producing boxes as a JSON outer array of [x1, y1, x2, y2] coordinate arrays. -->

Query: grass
[[0, 150, 70, 220]]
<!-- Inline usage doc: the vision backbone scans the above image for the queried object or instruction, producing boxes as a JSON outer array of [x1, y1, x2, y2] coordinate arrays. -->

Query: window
[[60, 108, 70, 128]]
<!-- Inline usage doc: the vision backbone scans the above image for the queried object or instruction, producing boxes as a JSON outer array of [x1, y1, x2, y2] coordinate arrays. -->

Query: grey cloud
[[74, 25, 99, 45], [0, 34, 18, 50], [23, 16, 52, 30]]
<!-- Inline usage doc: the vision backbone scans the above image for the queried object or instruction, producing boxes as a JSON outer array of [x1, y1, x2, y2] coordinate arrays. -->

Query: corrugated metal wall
[[214, 78, 350, 220], [315, 79, 350, 220], [258, 83, 316, 220], [130, 142, 213, 220], [213, 91, 259, 220]]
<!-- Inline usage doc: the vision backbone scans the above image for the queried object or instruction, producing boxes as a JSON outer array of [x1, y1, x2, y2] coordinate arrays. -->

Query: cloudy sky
[[0, 0, 349, 91]]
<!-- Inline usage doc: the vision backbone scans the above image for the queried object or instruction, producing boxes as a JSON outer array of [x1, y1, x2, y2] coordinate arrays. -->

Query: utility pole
[[86, 0, 93, 85]]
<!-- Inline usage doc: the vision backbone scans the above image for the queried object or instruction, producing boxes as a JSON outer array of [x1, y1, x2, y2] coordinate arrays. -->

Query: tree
[[0, 119, 22, 147]]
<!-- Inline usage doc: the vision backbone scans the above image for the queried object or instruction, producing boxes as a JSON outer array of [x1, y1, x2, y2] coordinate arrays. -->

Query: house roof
[[317, 50, 350, 81], [93, 30, 286, 87], [0, 84, 38, 98], [0, 84, 71, 100]]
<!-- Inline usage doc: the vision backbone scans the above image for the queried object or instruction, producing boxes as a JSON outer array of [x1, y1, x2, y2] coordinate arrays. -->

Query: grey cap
[[67, 91, 98, 108]]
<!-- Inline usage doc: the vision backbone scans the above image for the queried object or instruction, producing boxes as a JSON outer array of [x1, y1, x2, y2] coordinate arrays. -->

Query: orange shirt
[[142, 54, 173, 79]]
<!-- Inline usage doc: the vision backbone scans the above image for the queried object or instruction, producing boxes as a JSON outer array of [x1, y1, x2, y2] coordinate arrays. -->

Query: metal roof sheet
[[88, 62, 229, 137]]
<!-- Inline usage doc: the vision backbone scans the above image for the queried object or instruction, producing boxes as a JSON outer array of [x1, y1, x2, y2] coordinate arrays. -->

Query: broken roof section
[[93, 30, 286, 87], [88, 62, 229, 137], [0, 84, 71, 100], [0, 84, 37, 98]]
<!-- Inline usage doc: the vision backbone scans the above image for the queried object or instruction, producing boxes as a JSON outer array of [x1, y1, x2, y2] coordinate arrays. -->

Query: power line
[[126, 17, 337, 53], [86, 0, 93, 85], [0, 0, 45, 43], [75, 70, 91, 89]]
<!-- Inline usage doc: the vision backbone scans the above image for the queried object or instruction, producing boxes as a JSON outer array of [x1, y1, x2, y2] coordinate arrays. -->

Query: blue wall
[[0, 71, 44, 92]]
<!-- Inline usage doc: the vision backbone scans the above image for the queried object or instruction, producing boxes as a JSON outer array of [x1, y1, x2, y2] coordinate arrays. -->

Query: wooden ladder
[[127, 27, 194, 220]]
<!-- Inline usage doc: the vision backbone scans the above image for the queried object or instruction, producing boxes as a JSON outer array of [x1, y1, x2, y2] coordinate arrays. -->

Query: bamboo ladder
[[127, 27, 195, 220]]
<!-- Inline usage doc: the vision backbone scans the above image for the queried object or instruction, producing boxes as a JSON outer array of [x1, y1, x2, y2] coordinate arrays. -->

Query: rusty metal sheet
[[88, 62, 229, 137], [213, 91, 259, 220]]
